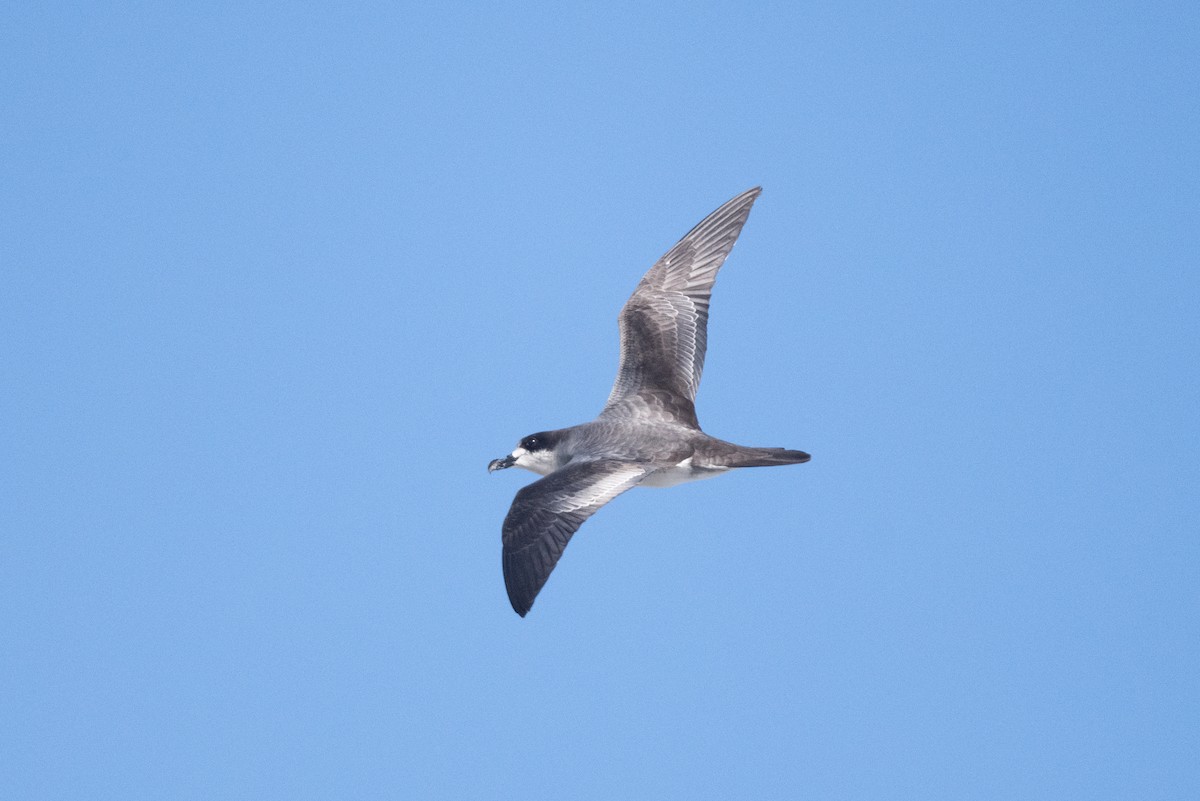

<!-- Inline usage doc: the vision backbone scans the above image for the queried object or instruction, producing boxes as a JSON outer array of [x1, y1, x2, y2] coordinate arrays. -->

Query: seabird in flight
[[489, 187, 810, 616]]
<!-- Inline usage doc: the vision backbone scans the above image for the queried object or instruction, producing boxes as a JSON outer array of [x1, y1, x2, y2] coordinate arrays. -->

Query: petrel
[[489, 187, 810, 616]]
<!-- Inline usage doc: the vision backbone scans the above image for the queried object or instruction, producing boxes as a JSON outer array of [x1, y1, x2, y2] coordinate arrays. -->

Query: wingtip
[[507, 584, 533, 616], [722, 186, 764, 218], [732, 186, 763, 204]]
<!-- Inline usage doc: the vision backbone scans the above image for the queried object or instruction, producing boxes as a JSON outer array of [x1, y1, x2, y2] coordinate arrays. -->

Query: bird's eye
[[523, 437, 540, 451]]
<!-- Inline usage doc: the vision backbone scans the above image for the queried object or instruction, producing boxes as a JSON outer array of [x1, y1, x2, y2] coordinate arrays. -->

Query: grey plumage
[[602, 186, 764, 427], [490, 188, 810, 617]]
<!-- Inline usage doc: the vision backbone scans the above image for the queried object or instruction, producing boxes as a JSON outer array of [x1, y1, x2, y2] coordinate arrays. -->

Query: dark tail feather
[[726, 447, 811, 468]]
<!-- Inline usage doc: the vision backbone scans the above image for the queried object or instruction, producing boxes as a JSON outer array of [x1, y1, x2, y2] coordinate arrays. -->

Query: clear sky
[[3, 2, 1197, 799]]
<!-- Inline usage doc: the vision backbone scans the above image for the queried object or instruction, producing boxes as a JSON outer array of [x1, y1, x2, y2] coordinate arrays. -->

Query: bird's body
[[490, 188, 810, 616], [507, 419, 807, 481]]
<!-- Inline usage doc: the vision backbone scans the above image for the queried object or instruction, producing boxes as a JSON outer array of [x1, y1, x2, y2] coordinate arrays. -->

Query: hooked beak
[[488, 454, 516, 473]]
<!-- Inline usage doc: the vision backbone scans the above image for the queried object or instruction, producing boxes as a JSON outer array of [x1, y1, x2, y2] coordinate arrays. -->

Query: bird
[[488, 187, 810, 616]]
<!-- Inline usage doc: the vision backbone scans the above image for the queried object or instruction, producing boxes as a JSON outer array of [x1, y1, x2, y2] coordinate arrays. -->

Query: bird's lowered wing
[[599, 187, 762, 428], [502, 460, 647, 616]]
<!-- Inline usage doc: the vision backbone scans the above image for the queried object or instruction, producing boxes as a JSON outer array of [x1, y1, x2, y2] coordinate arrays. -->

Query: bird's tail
[[724, 447, 811, 468]]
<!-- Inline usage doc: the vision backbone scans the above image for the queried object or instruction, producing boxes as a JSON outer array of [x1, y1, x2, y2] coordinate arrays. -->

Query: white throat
[[511, 446, 559, 476]]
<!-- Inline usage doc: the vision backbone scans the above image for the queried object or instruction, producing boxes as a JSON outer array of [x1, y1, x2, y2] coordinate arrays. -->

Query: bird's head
[[488, 431, 562, 476]]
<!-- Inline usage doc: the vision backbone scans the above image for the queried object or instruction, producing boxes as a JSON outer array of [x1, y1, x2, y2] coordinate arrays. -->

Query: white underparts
[[640, 456, 728, 488]]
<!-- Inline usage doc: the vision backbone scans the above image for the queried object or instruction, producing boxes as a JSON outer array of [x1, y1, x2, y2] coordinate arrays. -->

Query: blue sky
[[3, 2, 1197, 798]]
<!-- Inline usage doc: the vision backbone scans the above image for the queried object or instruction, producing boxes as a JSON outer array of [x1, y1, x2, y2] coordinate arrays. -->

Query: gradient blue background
[[3, 2, 1197, 798]]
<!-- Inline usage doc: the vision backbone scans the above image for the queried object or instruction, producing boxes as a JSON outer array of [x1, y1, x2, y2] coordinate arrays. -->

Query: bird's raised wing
[[502, 460, 647, 616], [599, 187, 762, 428]]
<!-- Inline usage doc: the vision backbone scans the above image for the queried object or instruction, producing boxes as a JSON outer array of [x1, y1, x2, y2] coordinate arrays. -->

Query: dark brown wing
[[502, 460, 647, 616], [599, 187, 762, 427]]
